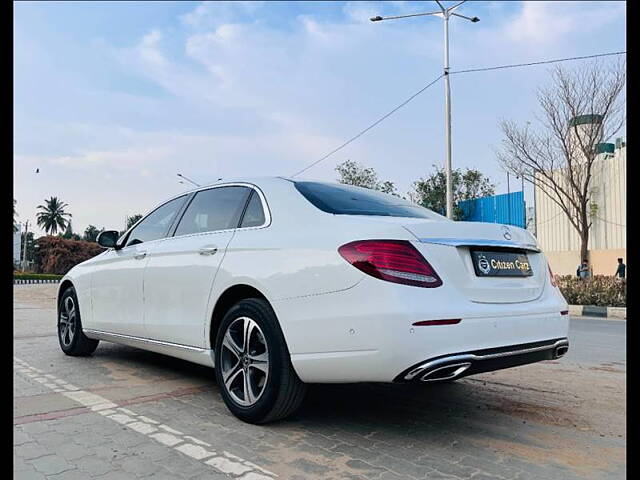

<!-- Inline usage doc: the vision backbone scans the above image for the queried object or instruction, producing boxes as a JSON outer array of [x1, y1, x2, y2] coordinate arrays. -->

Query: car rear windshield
[[294, 181, 439, 219]]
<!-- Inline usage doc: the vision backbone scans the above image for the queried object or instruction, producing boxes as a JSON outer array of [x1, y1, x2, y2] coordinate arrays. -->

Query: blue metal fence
[[458, 191, 525, 228]]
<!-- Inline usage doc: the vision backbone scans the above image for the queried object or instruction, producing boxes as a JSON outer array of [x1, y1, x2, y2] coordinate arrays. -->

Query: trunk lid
[[403, 220, 546, 304]]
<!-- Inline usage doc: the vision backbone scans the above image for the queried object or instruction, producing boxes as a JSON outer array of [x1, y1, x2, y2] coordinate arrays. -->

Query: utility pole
[[21, 219, 29, 271], [371, 1, 479, 219]]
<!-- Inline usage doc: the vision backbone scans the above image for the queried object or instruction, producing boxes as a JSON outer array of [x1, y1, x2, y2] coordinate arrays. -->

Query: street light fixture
[[370, 1, 480, 220]]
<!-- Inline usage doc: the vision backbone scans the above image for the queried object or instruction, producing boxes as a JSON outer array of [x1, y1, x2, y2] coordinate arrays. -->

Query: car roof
[[177, 176, 295, 195]]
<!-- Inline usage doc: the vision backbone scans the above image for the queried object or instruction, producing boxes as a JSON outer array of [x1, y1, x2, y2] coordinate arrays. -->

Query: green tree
[[126, 214, 143, 230], [61, 221, 73, 239], [83, 225, 103, 242], [36, 197, 72, 235], [335, 160, 399, 196], [410, 166, 495, 220], [60, 221, 80, 240]]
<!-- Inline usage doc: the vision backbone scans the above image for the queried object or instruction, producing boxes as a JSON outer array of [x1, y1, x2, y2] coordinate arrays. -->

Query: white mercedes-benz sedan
[[57, 177, 569, 423]]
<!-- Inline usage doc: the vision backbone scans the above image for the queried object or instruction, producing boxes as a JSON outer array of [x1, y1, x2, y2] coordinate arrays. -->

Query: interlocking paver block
[[118, 456, 162, 477], [14, 429, 33, 446], [29, 454, 72, 476], [15, 442, 49, 461], [13, 470, 46, 480], [49, 469, 96, 480], [75, 456, 113, 477], [287, 457, 333, 475]]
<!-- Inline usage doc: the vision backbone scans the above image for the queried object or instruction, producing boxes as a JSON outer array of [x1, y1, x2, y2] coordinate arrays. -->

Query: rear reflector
[[338, 240, 442, 288], [413, 319, 461, 326]]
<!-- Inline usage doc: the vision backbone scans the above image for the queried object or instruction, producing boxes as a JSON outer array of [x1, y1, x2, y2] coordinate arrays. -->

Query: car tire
[[58, 286, 99, 356], [214, 298, 306, 424]]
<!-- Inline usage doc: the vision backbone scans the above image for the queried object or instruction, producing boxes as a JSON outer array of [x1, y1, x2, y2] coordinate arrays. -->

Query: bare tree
[[497, 60, 625, 261]]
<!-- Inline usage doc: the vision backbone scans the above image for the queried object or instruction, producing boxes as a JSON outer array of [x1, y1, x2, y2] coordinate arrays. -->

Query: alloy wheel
[[59, 296, 77, 348], [220, 316, 269, 406]]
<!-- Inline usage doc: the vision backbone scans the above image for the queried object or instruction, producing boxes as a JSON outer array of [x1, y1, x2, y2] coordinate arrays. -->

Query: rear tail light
[[338, 240, 442, 288], [548, 263, 558, 287]]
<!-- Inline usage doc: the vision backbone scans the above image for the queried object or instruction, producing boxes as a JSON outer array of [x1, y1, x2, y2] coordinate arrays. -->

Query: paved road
[[564, 317, 626, 366], [14, 285, 626, 480]]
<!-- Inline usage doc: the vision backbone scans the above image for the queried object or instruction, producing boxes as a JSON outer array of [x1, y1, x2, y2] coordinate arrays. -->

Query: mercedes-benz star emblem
[[502, 226, 512, 240]]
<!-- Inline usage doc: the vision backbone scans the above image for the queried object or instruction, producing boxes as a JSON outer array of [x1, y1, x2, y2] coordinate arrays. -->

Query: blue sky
[[14, 1, 626, 235]]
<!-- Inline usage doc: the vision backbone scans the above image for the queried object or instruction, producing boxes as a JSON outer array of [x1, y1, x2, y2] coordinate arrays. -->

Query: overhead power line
[[450, 51, 626, 75], [290, 74, 444, 178], [594, 216, 626, 228], [291, 50, 626, 177], [534, 210, 565, 227]]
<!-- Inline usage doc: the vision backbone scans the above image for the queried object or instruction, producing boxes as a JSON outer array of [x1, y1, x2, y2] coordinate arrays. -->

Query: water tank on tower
[[568, 114, 603, 163]]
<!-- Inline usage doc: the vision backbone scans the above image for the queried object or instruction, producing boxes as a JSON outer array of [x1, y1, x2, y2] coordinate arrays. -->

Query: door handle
[[199, 247, 218, 256], [134, 251, 147, 260]]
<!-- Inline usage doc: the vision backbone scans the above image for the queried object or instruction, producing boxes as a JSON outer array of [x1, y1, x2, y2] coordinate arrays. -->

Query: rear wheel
[[214, 298, 306, 424], [58, 286, 99, 356]]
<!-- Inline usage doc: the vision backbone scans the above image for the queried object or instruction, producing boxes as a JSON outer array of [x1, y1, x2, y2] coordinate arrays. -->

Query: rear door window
[[294, 181, 440, 219], [174, 186, 251, 236], [240, 191, 266, 228]]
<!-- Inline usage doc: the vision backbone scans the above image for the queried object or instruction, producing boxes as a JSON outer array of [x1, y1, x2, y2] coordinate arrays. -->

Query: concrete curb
[[13, 279, 61, 285], [569, 304, 626, 319]]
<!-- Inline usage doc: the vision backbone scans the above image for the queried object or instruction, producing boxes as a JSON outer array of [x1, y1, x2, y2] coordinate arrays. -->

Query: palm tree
[[36, 197, 72, 235]]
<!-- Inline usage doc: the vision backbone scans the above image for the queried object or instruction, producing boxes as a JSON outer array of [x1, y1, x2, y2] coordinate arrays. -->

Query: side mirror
[[97, 230, 120, 249]]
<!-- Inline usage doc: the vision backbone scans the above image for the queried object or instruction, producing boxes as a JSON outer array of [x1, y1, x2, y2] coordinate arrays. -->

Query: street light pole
[[443, 11, 453, 219], [371, 1, 479, 219]]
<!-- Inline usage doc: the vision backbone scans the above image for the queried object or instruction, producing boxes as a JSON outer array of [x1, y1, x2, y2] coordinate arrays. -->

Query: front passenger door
[[90, 195, 187, 337], [143, 186, 252, 347]]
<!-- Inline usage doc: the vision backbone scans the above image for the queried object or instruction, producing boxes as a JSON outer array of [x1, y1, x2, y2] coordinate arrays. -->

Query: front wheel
[[214, 298, 306, 424], [58, 286, 99, 356]]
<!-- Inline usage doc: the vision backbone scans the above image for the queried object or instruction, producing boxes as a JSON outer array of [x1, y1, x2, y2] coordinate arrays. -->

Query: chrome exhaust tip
[[420, 362, 471, 382], [554, 345, 569, 358]]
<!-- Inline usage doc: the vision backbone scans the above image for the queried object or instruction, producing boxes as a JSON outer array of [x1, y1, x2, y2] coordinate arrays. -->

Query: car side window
[[174, 186, 250, 237], [126, 196, 187, 247], [240, 191, 266, 228]]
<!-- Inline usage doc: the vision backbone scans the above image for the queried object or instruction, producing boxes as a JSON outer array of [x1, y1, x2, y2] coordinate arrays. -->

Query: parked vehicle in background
[[57, 177, 569, 423]]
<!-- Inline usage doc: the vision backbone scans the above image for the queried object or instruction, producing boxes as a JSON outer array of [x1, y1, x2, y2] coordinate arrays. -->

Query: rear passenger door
[[142, 185, 252, 347]]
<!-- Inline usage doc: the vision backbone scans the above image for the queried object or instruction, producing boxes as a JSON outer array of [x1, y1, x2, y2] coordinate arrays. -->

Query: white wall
[[535, 145, 626, 251], [534, 145, 626, 275], [13, 225, 22, 264]]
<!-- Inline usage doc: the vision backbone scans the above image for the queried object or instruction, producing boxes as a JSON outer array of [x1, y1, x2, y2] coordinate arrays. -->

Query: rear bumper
[[275, 275, 569, 384], [395, 338, 569, 383]]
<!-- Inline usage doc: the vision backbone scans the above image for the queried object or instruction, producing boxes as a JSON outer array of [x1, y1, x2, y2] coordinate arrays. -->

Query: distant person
[[578, 259, 590, 280], [615, 257, 626, 279]]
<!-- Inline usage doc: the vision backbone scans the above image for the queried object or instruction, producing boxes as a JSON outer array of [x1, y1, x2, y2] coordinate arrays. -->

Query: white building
[[535, 129, 626, 276], [13, 224, 22, 267]]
